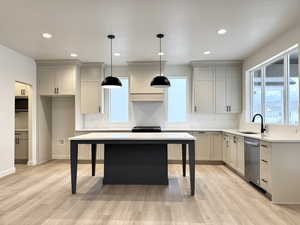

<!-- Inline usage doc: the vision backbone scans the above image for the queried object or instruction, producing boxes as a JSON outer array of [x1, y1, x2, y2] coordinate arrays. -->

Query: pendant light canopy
[[150, 33, 170, 88], [101, 34, 122, 88]]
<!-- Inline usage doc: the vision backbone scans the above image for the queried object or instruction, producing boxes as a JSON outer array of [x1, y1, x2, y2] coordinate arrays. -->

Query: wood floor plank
[[0, 161, 300, 225]]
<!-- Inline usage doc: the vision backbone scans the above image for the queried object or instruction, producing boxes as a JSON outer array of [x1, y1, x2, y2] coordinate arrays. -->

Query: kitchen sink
[[238, 131, 259, 135]]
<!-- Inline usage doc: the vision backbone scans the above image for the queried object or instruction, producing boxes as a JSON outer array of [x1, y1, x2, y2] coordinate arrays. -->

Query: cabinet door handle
[[54, 88, 56, 94], [194, 106, 197, 112], [57, 88, 59, 94], [261, 144, 268, 148], [261, 159, 268, 163], [229, 106, 231, 112], [99, 106, 101, 113], [261, 179, 268, 183]]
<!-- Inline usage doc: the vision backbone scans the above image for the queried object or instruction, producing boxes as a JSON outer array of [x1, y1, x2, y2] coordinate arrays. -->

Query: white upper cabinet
[[215, 64, 242, 113], [226, 65, 242, 113], [193, 66, 215, 113], [192, 61, 242, 114], [80, 63, 103, 114], [37, 60, 79, 96], [15, 82, 28, 97]]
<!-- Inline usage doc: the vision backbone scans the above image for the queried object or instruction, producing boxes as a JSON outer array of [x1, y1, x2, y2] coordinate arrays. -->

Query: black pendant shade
[[101, 76, 122, 88], [151, 33, 170, 88], [150, 76, 171, 88], [101, 34, 122, 89]]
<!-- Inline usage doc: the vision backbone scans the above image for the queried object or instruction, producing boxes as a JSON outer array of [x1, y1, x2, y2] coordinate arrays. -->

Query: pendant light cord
[[159, 37, 162, 76], [110, 37, 113, 77]]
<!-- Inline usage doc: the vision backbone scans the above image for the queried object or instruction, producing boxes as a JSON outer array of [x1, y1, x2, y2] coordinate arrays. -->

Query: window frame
[[249, 46, 299, 125], [166, 76, 189, 124]]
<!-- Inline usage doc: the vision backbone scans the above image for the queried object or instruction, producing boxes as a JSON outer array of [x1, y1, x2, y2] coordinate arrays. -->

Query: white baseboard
[[52, 154, 70, 160], [0, 167, 16, 178], [37, 159, 52, 165], [27, 160, 37, 166]]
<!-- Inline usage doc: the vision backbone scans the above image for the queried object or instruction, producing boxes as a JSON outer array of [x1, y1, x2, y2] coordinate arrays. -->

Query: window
[[167, 77, 187, 122], [251, 69, 263, 116], [109, 78, 129, 122], [288, 51, 299, 124], [265, 58, 284, 123], [250, 48, 299, 124]]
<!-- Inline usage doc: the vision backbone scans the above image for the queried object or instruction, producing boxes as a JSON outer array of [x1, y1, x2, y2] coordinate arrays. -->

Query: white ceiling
[[0, 0, 300, 64]]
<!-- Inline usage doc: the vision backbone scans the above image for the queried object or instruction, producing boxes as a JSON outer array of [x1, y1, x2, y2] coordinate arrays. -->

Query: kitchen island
[[69, 132, 196, 195]]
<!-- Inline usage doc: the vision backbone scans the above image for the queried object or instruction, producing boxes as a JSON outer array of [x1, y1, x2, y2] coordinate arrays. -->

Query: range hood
[[128, 61, 166, 102]]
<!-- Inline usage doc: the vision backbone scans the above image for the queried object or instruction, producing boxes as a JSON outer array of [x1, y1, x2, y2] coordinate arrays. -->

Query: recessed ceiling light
[[217, 29, 227, 35], [114, 52, 121, 56], [158, 52, 164, 56], [42, 33, 52, 39], [204, 51, 211, 55], [70, 53, 78, 57]]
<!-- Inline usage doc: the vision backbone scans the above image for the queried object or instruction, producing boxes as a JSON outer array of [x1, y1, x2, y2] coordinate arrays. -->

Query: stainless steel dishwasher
[[244, 138, 260, 186]]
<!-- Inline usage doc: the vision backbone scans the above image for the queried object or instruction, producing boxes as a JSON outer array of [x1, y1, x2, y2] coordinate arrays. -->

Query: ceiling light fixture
[[114, 52, 121, 56], [217, 29, 227, 35], [42, 33, 52, 39], [101, 35, 122, 88], [158, 52, 164, 56], [204, 51, 211, 55], [70, 53, 78, 57], [151, 34, 170, 88]]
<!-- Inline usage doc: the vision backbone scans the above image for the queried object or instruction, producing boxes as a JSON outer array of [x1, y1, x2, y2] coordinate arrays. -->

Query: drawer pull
[[261, 159, 268, 163], [261, 144, 268, 148], [261, 179, 268, 183]]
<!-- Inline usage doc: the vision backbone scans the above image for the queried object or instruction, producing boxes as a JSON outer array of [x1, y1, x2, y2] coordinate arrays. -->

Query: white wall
[[82, 64, 239, 130], [241, 23, 300, 135], [52, 97, 75, 159], [0, 44, 36, 177]]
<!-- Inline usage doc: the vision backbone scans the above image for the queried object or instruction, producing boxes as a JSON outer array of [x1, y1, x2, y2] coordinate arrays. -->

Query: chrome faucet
[[252, 114, 266, 134]]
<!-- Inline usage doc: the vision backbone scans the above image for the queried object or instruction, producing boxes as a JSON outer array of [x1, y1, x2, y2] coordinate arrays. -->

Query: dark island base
[[103, 144, 168, 185]]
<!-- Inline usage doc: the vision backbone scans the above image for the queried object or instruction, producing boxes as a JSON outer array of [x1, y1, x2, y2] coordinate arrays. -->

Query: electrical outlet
[[58, 138, 65, 145]]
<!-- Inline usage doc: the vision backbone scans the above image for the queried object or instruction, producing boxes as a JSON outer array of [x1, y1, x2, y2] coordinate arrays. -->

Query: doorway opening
[[15, 81, 32, 166]]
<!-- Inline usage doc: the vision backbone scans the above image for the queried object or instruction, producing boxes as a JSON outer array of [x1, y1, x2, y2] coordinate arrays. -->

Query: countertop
[[223, 129, 300, 143], [70, 132, 196, 141], [75, 128, 222, 132], [75, 128, 300, 143]]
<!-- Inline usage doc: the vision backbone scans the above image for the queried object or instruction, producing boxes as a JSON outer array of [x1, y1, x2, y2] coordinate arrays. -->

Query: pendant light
[[150, 33, 171, 88], [101, 34, 122, 88]]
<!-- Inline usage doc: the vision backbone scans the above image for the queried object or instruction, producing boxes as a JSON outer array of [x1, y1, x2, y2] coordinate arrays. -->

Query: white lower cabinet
[[210, 133, 223, 160], [236, 136, 245, 176], [168, 144, 182, 160], [168, 132, 223, 161], [260, 141, 272, 193], [223, 133, 245, 175], [15, 132, 28, 160], [193, 132, 223, 161], [78, 144, 104, 160]]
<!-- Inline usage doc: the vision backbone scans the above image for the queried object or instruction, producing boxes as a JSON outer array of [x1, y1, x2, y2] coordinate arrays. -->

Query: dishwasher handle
[[244, 140, 260, 147]]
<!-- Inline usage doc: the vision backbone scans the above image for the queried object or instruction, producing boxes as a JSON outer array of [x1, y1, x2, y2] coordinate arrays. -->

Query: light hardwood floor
[[0, 161, 300, 225]]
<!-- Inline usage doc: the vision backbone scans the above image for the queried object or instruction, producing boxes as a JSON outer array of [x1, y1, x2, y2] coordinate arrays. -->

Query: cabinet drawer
[[260, 177, 271, 193], [260, 142, 271, 161], [260, 159, 271, 193], [260, 160, 270, 178]]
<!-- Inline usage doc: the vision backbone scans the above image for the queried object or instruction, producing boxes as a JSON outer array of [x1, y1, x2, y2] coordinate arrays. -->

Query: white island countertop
[[69, 132, 196, 141]]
